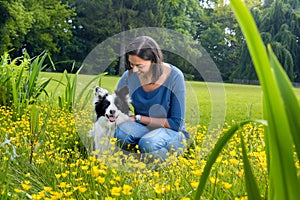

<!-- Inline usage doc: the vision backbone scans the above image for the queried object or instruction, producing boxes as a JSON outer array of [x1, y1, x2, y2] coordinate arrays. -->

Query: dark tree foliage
[[0, 0, 75, 59], [2, 0, 299, 82], [233, 0, 300, 82]]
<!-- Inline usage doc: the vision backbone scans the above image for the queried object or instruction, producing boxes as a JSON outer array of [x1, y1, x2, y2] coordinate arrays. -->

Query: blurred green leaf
[[230, 0, 300, 199], [240, 132, 261, 200]]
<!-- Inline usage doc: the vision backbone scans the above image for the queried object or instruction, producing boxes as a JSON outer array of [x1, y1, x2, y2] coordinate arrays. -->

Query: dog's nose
[[110, 110, 116, 115]]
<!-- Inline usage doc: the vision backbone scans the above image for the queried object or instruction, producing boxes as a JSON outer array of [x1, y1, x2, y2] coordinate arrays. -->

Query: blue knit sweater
[[117, 64, 189, 137]]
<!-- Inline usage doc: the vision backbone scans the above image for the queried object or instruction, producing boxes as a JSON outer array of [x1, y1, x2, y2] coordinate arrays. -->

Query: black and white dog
[[88, 86, 131, 157]]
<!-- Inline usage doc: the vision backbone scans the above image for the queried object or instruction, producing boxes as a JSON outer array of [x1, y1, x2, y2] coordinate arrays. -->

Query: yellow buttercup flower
[[191, 181, 199, 189], [122, 184, 133, 195], [14, 188, 23, 193], [96, 177, 105, 184], [209, 177, 219, 184], [222, 181, 233, 189], [21, 182, 31, 191], [154, 183, 164, 195], [110, 186, 122, 196], [78, 186, 87, 193]]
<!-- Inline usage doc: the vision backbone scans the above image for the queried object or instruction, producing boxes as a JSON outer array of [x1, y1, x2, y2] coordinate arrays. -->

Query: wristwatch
[[135, 115, 141, 123]]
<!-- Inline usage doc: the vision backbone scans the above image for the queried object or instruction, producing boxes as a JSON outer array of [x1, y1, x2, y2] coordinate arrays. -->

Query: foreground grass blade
[[230, 0, 300, 199], [195, 120, 253, 198], [239, 133, 261, 200], [267, 45, 300, 161], [27, 53, 47, 99], [29, 105, 39, 164]]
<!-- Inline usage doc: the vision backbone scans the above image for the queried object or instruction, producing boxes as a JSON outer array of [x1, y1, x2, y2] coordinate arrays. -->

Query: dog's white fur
[[88, 86, 130, 157]]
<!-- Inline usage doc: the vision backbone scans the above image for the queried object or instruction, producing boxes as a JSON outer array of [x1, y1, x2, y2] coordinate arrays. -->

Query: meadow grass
[[194, 0, 300, 199], [41, 72, 300, 126], [2, 0, 300, 198], [0, 100, 267, 200], [0, 71, 299, 199]]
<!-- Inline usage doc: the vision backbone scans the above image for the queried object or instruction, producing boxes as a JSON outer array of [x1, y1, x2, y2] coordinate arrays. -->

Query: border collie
[[88, 86, 131, 157]]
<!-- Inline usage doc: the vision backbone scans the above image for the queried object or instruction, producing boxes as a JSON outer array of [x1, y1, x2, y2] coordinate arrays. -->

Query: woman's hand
[[129, 116, 136, 122]]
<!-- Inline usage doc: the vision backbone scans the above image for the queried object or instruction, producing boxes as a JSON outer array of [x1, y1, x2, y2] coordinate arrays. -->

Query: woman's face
[[128, 55, 152, 78]]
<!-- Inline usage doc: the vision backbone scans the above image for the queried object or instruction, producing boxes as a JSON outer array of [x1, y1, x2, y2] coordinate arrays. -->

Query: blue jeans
[[115, 122, 186, 161]]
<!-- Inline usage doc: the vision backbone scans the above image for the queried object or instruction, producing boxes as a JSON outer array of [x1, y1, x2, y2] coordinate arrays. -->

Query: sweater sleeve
[[167, 69, 186, 131]]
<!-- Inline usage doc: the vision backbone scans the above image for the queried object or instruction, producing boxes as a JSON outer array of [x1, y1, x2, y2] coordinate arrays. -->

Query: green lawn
[[41, 72, 300, 127], [1, 71, 299, 199]]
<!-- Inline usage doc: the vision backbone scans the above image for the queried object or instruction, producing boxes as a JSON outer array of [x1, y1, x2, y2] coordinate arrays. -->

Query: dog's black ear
[[115, 86, 129, 98], [94, 86, 108, 100]]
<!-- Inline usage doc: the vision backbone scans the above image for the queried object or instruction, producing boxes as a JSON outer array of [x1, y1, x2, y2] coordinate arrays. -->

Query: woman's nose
[[132, 66, 138, 72]]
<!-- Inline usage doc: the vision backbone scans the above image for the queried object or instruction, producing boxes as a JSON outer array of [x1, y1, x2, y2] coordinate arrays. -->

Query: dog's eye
[[103, 101, 110, 108]]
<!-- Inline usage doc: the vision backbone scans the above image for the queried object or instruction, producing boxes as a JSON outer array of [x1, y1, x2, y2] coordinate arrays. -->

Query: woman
[[115, 36, 190, 161]]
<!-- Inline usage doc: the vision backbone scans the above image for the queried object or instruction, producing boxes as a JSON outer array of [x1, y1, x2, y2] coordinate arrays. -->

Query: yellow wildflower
[[81, 165, 89, 170], [193, 169, 202, 177], [44, 186, 52, 192], [191, 181, 199, 189], [165, 184, 171, 193], [58, 182, 67, 188], [78, 186, 87, 193], [55, 174, 61, 179], [21, 181, 31, 191], [110, 186, 122, 196], [14, 188, 23, 193], [222, 181, 233, 189], [105, 197, 116, 200], [96, 177, 105, 184], [209, 177, 219, 184], [122, 184, 133, 195], [154, 183, 164, 194]]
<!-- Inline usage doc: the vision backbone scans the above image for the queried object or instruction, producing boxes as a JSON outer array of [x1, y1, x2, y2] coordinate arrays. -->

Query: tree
[[66, 0, 203, 76], [196, 0, 263, 82], [0, 0, 75, 59], [233, 0, 300, 82], [0, 0, 34, 55]]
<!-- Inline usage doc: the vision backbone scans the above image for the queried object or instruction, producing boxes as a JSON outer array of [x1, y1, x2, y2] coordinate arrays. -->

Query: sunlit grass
[[0, 99, 285, 199], [194, 0, 300, 199], [41, 72, 300, 127], [1, 72, 300, 199], [1, 9, 300, 200]]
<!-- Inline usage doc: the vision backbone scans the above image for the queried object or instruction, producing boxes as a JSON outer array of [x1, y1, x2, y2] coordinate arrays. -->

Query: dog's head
[[93, 86, 130, 123]]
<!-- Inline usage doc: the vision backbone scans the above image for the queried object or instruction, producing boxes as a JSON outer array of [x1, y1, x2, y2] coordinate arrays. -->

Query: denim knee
[[138, 128, 186, 153], [115, 122, 149, 148], [138, 137, 166, 153]]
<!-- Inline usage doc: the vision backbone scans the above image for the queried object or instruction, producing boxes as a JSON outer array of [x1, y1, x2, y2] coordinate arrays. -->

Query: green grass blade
[[75, 74, 100, 105], [267, 45, 300, 161], [98, 72, 108, 86], [230, 0, 300, 199], [195, 120, 255, 198], [28, 53, 47, 98], [11, 79, 19, 111], [71, 73, 78, 109], [34, 78, 52, 99], [263, 95, 299, 199], [239, 132, 261, 200], [49, 74, 65, 103], [63, 70, 71, 109], [75, 72, 108, 106], [15, 67, 24, 91], [27, 57, 39, 98], [30, 105, 39, 136]]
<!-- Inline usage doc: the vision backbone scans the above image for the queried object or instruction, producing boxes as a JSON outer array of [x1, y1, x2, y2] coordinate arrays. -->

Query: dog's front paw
[[94, 86, 108, 98]]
